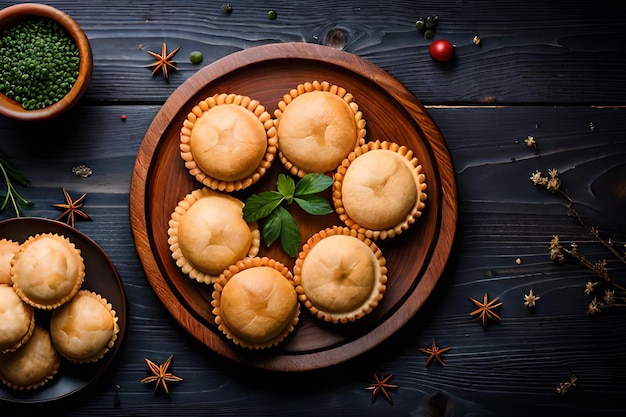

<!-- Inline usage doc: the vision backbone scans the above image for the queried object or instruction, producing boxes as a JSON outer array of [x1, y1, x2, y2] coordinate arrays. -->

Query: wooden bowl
[[0, 3, 92, 121]]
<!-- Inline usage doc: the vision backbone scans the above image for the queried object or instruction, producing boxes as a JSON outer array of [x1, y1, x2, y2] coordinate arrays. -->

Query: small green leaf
[[276, 174, 295, 203], [277, 207, 302, 257], [294, 173, 333, 196], [261, 206, 302, 257], [294, 194, 334, 215], [243, 191, 284, 222], [262, 210, 282, 246]]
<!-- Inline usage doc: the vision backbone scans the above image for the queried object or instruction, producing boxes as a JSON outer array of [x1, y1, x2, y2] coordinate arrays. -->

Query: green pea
[[267, 10, 277, 20], [424, 30, 434, 40], [221, 3, 233, 14], [189, 51, 203, 65], [0, 16, 79, 109], [415, 19, 425, 30]]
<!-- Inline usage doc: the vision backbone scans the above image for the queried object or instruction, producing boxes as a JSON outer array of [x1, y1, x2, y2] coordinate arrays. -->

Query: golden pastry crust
[[274, 80, 366, 177], [333, 140, 427, 240], [293, 226, 387, 324], [0, 284, 35, 353], [168, 188, 261, 284], [212, 257, 300, 349], [0, 325, 60, 391], [51, 290, 119, 363], [0, 239, 20, 285], [11, 233, 85, 309], [180, 93, 277, 192]]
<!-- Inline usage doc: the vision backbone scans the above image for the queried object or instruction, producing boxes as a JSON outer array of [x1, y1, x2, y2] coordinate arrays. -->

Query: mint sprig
[[0, 151, 33, 217], [243, 173, 334, 257]]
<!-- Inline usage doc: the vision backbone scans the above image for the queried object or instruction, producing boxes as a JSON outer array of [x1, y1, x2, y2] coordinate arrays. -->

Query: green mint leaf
[[262, 209, 282, 246], [276, 174, 295, 203], [277, 207, 302, 257], [294, 173, 333, 196], [261, 206, 302, 257], [294, 194, 334, 216], [243, 191, 284, 222]]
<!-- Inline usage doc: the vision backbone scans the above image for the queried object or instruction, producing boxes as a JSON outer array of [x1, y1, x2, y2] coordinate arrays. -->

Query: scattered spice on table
[[189, 51, 203, 65], [53, 188, 90, 228], [523, 135, 537, 150], [418, 338, 451, 367], [141, 354, 183, 395], [523, 289, 540, 308], [468, 292, 502, 327], [364, 373, 398, 404], [221, 3, 233, 14], [556, 374, 577, 395], [72, 164, 93, 178], [415, 15, 440, 40], [145, 43, 180, 81]]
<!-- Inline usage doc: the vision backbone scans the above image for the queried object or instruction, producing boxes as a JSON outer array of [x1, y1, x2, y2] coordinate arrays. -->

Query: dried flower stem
[[566, 204, 626, 266], [534, 169, 625, 315]]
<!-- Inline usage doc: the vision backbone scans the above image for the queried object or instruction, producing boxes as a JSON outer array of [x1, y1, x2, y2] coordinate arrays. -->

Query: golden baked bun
[[180, 93, 277, 192], [0, 284, 35, 353], [274, 80, 366, 177], [293, 226, 387, 323], [168, 187, 261, 284], [0, 325, 60, 391], [333, 140, 427, 240], [50, 290, 120, 363], [0, 239, 20, 285], [212, 257, 300, 349], [11, 233, 85, 309]]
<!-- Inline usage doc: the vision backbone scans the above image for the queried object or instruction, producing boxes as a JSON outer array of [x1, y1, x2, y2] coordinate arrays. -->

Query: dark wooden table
[[1, 1, 625, 416]]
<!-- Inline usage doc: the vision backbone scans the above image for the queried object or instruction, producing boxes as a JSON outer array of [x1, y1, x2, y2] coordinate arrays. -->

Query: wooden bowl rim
[[0, 3, 92, 121]]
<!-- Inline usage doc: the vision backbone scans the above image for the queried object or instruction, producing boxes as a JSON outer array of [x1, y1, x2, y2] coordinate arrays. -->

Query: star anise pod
[[52, 188, 91, 228], [140, 354, 183, 395], [418, 338, 451, 367], [468, 292, 502, 327], [364, 373, 398, 404], [145, 43, 180, 81]]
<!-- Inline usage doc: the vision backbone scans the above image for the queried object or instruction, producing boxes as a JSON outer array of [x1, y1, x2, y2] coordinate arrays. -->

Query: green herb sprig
[[243, 173, 334, 257], [0, 152, 33, 217]]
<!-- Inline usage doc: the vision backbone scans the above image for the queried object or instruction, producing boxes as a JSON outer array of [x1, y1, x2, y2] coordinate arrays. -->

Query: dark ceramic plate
[[0, 217, 127, 404]]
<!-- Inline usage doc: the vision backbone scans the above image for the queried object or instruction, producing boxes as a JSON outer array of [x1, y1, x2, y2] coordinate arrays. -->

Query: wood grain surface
[[0, 0, 625, 416]]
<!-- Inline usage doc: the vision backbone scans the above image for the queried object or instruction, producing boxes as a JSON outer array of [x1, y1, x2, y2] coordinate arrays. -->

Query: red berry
[[428, 39, 455, 62]]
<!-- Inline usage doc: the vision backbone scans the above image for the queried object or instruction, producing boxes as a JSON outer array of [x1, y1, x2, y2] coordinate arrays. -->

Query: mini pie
[[293, 226, 387, 324], [11, 233, 85, 309], [212, 257, 300, 349], [168, 187, 261, 284], [51, 290, 120, 363], [180, 93, 277, 192], [0, 325, 60, 391], [274, 80, 366, 177], [0, 239, 20, 285], [333, 140, 427, 240], [0, 284, 35, 353]]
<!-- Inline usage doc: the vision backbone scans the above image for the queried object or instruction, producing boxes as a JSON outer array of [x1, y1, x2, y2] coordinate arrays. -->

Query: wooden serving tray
[[130, 42, 457, 372]]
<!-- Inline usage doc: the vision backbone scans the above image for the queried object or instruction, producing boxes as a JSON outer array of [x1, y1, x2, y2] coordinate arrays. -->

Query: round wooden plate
[[130, 42, 457, 372], [0, 217, 127, 403]]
